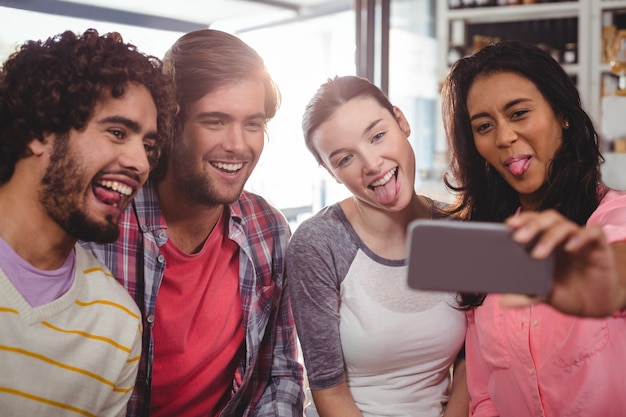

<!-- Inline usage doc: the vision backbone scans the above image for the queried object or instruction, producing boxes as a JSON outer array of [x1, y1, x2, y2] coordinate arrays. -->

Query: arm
[[253, 219, 305, 417], [443, 359, 469, 417], [285, 213, 357, 416], [501, 209, 626, 317], [311, 383, 363, 417], [253, 284, 306, 417]]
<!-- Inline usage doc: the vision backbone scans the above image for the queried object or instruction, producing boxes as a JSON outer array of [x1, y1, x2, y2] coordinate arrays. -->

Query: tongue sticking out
[[372, 175, 398, 205], [507, 158, 531, 176], [93, 185, 123, 206]]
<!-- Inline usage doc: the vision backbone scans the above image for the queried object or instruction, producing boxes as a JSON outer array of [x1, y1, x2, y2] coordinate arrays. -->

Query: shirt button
[[146, 315, 155, 324], [158, 231, 167, 240], [140, 224, 148, 233], [157, 254, 165, 263], [532, 320, 539, 327]]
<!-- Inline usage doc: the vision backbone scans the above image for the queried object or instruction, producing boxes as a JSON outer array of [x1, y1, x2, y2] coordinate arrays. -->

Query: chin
[[66, 213, 121, 244]]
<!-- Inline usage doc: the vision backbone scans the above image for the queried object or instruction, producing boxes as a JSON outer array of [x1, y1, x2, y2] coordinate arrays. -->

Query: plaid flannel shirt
[[82, 180, 304, 417]]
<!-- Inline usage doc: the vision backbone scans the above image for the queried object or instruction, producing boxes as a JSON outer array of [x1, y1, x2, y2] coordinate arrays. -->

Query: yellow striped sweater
[[0, 245, 142, 417]]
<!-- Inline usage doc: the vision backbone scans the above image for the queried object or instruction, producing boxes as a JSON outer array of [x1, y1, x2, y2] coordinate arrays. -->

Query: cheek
[[536, 124, 563, 159], [473, 137, 492, 161], [251, 133, 265, 154]]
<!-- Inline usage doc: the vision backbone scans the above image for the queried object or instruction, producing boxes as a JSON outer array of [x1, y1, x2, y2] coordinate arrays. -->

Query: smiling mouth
[[93, 180, 134, 208], [368, 167, 398, 190], [212, 161, 244, 172]]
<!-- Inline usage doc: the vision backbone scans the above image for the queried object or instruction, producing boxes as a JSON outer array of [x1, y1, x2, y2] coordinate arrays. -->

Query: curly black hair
[[0, 28, 175, 185]]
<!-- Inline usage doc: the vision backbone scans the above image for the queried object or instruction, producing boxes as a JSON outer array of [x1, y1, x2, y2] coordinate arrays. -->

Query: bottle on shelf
[[447, 20, 467, 66], [563, 42, 577, 64], [610, 30, 626, 92], [602, 11, 616, 64]]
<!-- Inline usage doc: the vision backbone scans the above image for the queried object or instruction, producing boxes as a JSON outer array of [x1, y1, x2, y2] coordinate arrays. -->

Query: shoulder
[[588, 188, 626, 243], [288, 204, 357, 260], [233, 191, 289, 226], [421, 195, 453, 219], [74, 245, 141, 317], [230, 191, 291, 253], [588, 186, 626, 224], [291, 204, 345, 241]]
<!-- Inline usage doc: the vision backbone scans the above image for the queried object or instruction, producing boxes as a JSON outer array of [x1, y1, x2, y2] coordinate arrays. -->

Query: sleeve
[[465, 310, 499, 417], [254, 215, 306, 417], [285, 215, 352, 391]]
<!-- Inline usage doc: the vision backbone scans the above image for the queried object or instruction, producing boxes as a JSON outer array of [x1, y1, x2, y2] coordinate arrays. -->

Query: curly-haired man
[[0, 28, 173, 416]]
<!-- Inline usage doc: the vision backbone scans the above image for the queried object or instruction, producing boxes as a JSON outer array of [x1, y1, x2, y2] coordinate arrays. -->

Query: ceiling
[[0, 0, 352, 33]]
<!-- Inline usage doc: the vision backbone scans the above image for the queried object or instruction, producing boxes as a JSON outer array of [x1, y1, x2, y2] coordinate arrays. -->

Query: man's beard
[[39, 135, 120, 244], [170, 142, 247, 207]]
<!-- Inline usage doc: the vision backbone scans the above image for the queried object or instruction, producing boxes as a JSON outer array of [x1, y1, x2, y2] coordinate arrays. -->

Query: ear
[[321, 163, 342, 184], [393, 106, 411, 138], [27, 133, 54, 157]]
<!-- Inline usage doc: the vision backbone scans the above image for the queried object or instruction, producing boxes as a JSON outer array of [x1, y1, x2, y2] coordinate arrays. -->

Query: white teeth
[[213, 162, 243, 171], [98, 180, 133, 196], [370, 168, 397, 187]]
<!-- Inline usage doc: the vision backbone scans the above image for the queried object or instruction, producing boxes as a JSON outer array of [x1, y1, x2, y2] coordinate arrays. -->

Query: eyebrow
[[363, 118, 382, 136], [195, 111, 267, 121], [98, 115, 159, 140], [327, 118, 383, 161], [469, 98, 532, 122]]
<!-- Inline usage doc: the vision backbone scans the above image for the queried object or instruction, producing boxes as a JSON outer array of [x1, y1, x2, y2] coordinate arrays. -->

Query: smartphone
[[406, 219, 553, 295]]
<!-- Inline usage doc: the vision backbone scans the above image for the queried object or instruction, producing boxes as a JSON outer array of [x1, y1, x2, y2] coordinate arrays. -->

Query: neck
[[156, 177, 225, 254], [342, 193, 430, 259], [0, 183, 75, 270]]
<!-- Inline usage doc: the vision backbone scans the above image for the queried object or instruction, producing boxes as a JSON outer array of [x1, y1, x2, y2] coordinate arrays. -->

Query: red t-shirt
[[150, 212, 244, 417]]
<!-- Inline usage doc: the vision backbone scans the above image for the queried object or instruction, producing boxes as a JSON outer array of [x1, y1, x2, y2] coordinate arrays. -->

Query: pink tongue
[[507, 159, 529, 176], [93, 186, 122, 205], [373, 176, 397, 205]]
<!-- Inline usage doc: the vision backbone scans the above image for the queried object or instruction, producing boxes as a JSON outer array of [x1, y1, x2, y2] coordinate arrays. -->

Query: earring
[[563, 120, 570, 129]]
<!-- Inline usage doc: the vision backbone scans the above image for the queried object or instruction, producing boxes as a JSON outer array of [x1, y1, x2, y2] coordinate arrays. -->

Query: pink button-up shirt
[[466, 189, 626, 417]]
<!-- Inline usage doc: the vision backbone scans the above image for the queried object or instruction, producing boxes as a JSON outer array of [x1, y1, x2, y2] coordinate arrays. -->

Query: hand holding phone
[[406, 219, 554, 295]]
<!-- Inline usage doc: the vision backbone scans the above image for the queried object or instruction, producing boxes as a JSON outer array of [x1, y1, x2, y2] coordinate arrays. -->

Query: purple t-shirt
[[0, 237, 75, 306]]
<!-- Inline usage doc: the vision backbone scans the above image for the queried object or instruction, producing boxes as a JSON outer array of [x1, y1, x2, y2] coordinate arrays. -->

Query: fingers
[[505, 210, 583, 259]]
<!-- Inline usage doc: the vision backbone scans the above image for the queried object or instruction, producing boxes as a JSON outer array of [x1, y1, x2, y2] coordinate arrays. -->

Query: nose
[[495, 121, 518, 148], [222, 124, 247, 153], [362, 151, 383, 175], [119, 137, 150, 183]]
